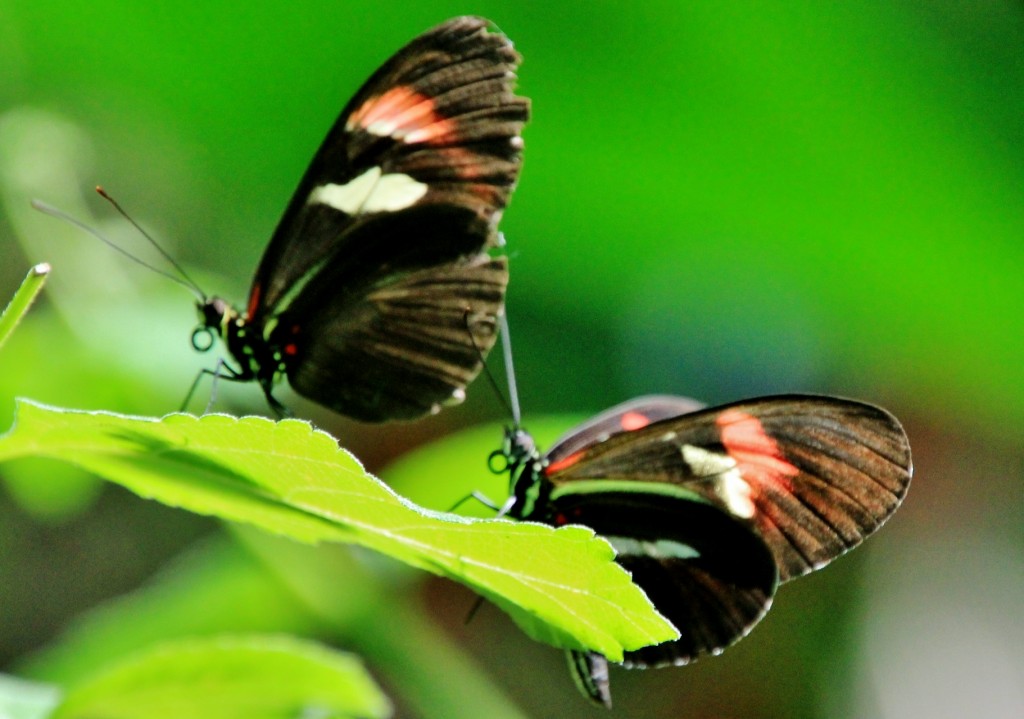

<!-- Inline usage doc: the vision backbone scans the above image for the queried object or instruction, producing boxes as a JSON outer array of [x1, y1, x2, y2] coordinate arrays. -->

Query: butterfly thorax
[[193, 297, 287, 390], [490, 427, 550, 521]]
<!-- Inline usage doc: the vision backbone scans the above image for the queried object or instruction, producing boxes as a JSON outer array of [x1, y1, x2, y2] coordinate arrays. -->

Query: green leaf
[[51, 635, 390, 719], [0, 401, 677, 661]]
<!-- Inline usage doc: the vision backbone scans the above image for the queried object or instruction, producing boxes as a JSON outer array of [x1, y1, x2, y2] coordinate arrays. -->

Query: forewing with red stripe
[[542, 395, 912, 582], [248, 16, 528, 320], [545, 395, 706, 466]]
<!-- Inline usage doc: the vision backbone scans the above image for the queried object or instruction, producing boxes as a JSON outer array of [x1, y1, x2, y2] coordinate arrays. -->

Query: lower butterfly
[[491, 393, 912, 707]]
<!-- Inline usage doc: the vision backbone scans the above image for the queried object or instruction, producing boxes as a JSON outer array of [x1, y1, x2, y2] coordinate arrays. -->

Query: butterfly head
[[487, 425, 547, 519], [192, 296, 235, 353]]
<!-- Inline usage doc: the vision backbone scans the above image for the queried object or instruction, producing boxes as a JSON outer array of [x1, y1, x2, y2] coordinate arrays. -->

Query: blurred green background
[[1, 2, 1022, 718]]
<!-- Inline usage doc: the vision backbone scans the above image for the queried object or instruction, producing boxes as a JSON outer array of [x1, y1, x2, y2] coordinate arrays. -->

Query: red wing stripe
[[246, 282, 262, 320], [620, 411, 652, 431], [349, 87, 420, 128], [545, 450, 585, 476], [716, 409, 800, 492], [348, 86, 456, 143]]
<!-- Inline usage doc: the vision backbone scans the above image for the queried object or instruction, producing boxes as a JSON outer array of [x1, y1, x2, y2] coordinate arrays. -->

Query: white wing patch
[[308, 167, 428, 215], [607, 535, 701, 561], [680, 444, 756, 519]]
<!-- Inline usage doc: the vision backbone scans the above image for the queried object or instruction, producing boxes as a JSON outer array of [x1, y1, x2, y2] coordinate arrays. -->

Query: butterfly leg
[[180, 359, 245, 414], [259, 381, 292, 419], [447, 490, 501, 514]]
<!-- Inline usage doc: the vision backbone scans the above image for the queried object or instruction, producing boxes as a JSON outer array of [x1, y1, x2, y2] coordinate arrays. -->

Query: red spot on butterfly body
[[552, 508, 582, 526], [716, 409, 800, 492], [282, 325, 301, 356]]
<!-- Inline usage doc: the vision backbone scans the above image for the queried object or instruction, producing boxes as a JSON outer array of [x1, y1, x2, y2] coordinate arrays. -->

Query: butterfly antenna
[[95, 186, 207, 299], [31, 195, 205, 301], [465, 309, 518, 426], [498, 312, 522, 428]]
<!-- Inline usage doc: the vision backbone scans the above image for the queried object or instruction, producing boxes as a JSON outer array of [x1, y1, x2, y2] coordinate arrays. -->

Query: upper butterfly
[[492, 394, 912, 707], [194, 17, 528, 421]]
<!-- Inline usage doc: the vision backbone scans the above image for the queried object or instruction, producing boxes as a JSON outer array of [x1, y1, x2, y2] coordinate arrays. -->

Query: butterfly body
[[194, 296, 289, 414], [193, 17, 528, 420], [496, 394, 912, 707]]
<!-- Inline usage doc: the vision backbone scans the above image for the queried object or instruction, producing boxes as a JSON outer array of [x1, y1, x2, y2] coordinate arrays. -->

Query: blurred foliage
[[1, 2, 1022, 718], [49, 635, 392, 719]]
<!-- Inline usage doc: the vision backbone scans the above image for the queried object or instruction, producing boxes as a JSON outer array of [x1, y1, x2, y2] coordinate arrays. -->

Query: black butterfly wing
[[548, 488, 779, 657], [275, 253, 508, 421], [247, 16, 528, 319], [544, 395, 913, 583], [539, 483, 776, 708]]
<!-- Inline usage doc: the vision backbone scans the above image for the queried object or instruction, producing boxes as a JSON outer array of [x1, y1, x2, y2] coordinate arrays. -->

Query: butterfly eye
[[191, 326, 216, 353], [487, 447, 510, 474]]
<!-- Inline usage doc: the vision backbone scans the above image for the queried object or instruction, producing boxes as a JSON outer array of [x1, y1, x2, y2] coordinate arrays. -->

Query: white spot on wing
[[680, 444, 756, 519], [308, 167, 428, 215], [606, 535, 700, 560], [366, 118, 400, 138], [717, 466, 756, 519], [680, 444, 735, 476]]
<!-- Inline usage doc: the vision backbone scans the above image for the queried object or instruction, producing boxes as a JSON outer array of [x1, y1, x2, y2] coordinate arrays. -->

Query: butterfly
[[191, 16, 529, 420], [492, 394, 912, 707]]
